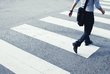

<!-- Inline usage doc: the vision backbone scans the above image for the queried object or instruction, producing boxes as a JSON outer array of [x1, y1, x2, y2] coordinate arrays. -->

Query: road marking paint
[[100, 5, 110, 10], [40, 16, 110, 40], [103, 0, 110, 2], [60, 11, 110, 25], [101, 1, 110, 5], [0, 39, 70, 74], [74, 8, 110, 16], [11, 24, 100, 58]]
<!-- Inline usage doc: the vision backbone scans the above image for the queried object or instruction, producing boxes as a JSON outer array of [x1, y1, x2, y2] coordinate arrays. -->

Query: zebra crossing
[[61, 11, 110, 25], [0, 0, 110, 74], [0, 39, 70, 74], [40, 16, 110, 39], [11, 24, 99, 58], [74, 8, 110, 16], [101, 1, 110, 5]]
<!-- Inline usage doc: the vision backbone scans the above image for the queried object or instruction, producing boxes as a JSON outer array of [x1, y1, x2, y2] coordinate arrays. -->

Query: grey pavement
[[0, 0, 110, 74]]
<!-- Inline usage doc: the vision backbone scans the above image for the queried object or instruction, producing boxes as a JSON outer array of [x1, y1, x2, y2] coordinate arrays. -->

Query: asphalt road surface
[[0, 0, 110, 74]]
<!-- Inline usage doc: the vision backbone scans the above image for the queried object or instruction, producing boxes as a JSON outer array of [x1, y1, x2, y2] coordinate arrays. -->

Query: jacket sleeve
[[75, 0, 80, 3], [94, 0, 101, 9]]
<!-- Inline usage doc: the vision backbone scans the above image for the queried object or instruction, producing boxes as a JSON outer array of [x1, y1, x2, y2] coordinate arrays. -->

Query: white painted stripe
[[75, 8, 110, 16], [0, 53, 42, 74], [103, 0, 110, 2], [40, 16, 110, 40], [0, 39, 70, 74], [11, 24, 100, 58], [94, 9, 110, 16], [61, 11, 110, 25], [78, 2, 110, 9], [101, 2, 110, 5], [102, 5, 110, 9]]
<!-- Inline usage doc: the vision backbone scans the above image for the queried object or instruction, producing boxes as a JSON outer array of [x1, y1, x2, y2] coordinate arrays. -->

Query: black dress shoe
[[72, 43, 78, 53], [85, 40, 93, 46]]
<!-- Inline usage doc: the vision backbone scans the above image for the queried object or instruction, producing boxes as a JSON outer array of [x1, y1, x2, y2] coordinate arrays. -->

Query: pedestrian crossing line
[[79, 2, 110, 9], [40, 16, 110, 40], [101, 5, 110, 10], [101, 1, 110, 5], [0, 39, 70, 74], [103, 0, 110, 2], [74, 8, 110, 16], [11, 24, 100, 58], [60, 11, 110, 25], [94, 9, 110, 16], [0, 53, 41, 74]]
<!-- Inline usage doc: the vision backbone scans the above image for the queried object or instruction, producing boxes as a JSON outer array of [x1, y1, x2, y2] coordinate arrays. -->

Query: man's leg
[[84, 12, 94, 45], [73, 33, 88, 53]]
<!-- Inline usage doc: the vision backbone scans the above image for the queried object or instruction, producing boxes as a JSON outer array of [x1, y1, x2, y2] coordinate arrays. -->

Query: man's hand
[[101, 9, 105, 14], [69, 10, 73, 17], [98, 7, 105, 15]]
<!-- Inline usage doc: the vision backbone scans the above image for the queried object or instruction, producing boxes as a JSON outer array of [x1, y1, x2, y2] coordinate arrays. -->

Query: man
[[69, 0, 105, 53]]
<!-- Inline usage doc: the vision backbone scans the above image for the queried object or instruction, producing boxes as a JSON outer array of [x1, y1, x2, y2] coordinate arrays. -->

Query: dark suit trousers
[[76, 11, 94, 46]]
